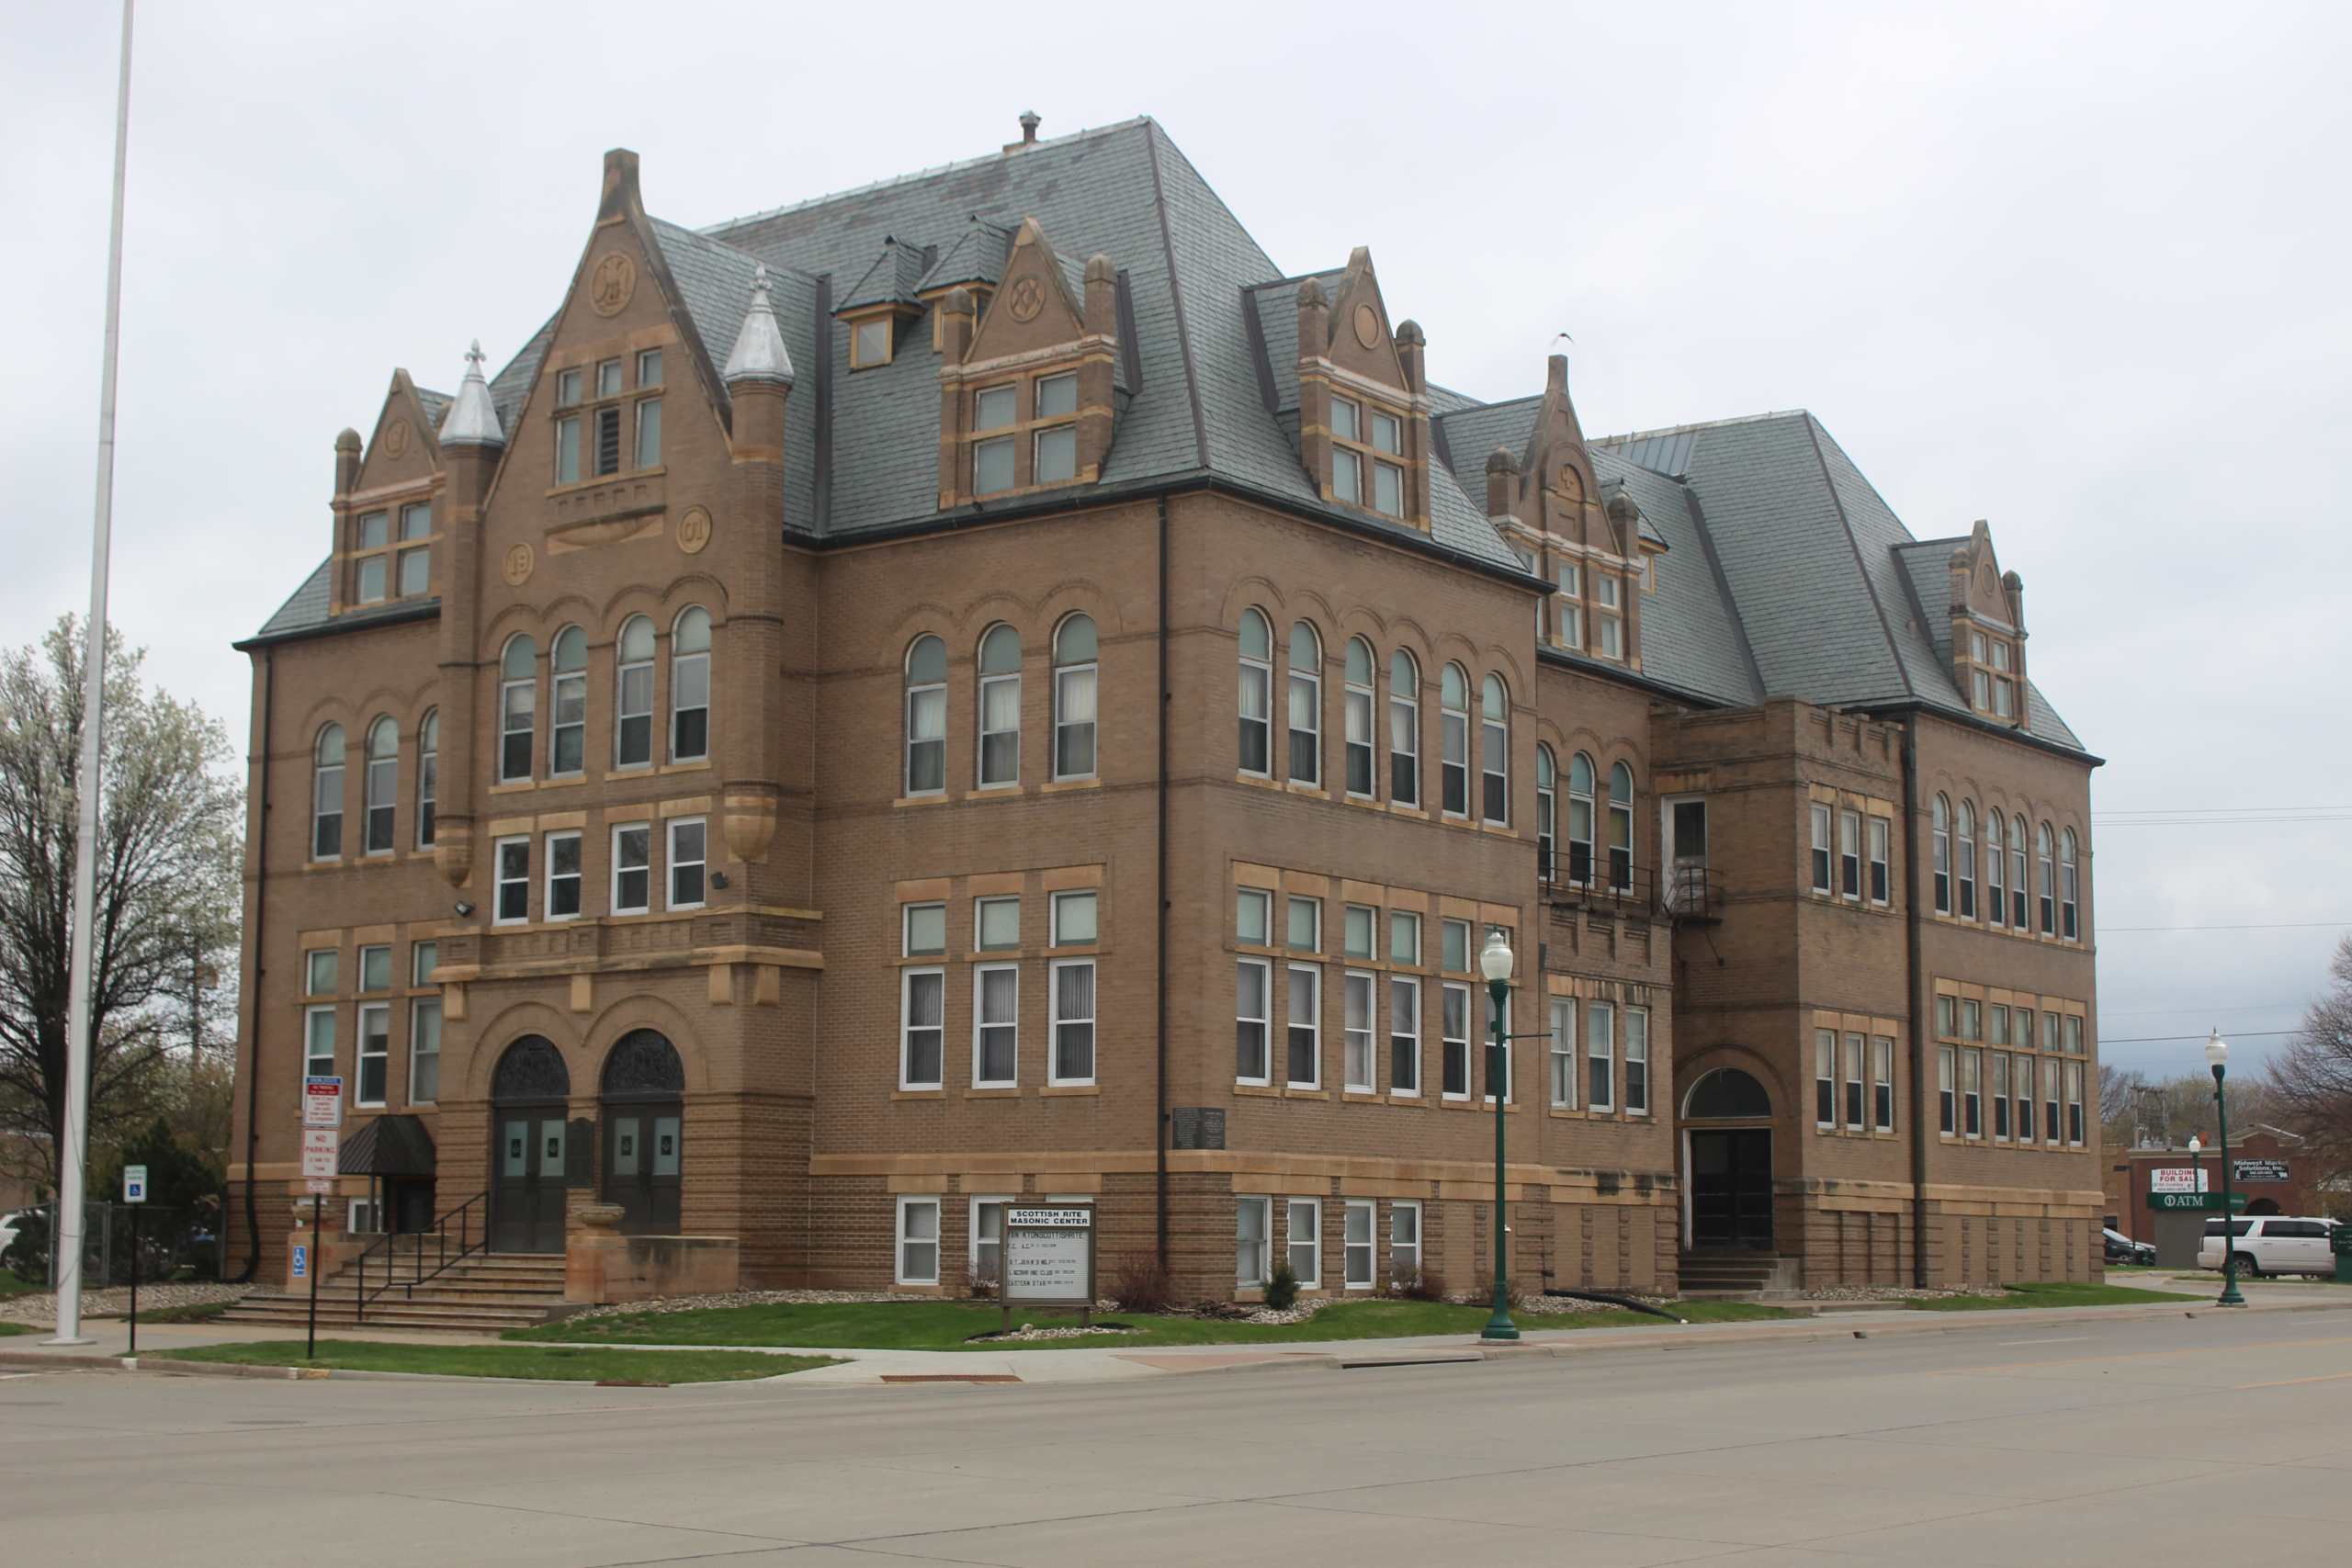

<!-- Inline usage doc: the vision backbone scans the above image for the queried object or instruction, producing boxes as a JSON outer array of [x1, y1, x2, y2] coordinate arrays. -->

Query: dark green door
[[603, 1111, 682, 1234], [1690, 1129, 1773, 1249], [491, 1110, 569, 1253]]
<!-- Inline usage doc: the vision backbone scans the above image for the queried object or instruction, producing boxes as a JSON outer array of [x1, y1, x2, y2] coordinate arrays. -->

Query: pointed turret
[[723, 265, 796, 387], [438, 340, 505, 447]]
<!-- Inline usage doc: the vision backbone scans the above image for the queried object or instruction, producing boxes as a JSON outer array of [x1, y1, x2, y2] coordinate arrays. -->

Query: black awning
[[339, 1113, 437, 1177]]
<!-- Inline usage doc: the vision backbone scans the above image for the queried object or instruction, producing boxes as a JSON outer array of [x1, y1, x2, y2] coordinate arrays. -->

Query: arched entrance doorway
[[1684, 1067, 1774, 1250], [490, 1036, 571, 1254], [601, 1030, 684, 1234]]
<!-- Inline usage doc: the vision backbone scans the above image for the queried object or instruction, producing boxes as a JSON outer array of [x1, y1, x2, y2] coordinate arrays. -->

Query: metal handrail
[[1659, 863, 1726, 922], [1541, 861, 1653, 916], [353, 1190, 488, 1322]]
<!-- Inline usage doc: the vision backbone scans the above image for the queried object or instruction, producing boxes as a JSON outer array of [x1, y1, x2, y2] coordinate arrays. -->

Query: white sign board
[[305, 1177, 334, 1194], [303, 1076, 344, 1129], [122, 1164, 148, 1203], [1001, 1206, 1094, 1305], [300, 1127, 340, 1179], [1008, 1207, 1092, 1228], [2151, 1168, 2210, 1194]]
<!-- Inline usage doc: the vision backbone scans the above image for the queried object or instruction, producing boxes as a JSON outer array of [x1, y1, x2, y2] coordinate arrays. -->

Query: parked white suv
[[2198, 1216, 2340, 1278]]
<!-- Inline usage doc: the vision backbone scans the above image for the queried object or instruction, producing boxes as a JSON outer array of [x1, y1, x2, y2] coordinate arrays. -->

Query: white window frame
[[1586, 1000, 1614, 1113], [902, 901, 947, 958], [896, 1196, 941, 1286], [1810, 802, 1833, 894], [1286, 964, 1321, 1089], [1815, 1029, 1837, 1128], [900, 966, 945, 1089], [408, 998, 441, 1107], [1845, 1032, 1867, 1131], [905, 649, 946, 797], [1052, 626, 1098, 783], [1624, 1007, 1649, 1115], [975, 895, 1021, 953], [356, 942, 391, 995], [2043, 1057, 2062, 1145], [1480, 682, 1509, 826], [1963, 1048, 1983, 1138], [1343, 655, 1375, 798], [1388, 1199, 1422, 1287], [670, 613, 709, 765], [1239, 626, 1272, 777], [304, 1004, 336, 1078], [615, 618, 656, 771], [1939, 1044, 1956, 1135], [349, 1003, 387, 1108], [1441, 980, 1471, 1100], [968, 1194, 1014, 1287], [2064, 1061, 2085, 1145], [493, 835, 530, 924], [1839, 808, 1862, 899], [978, 652, 1021, 788], [1236, 886, 1271, 947], [666, 818, 707, 910], [1342, 970, 1375, 1093], [1237, 1196, 1271, 1288], [1873, 1036, 1895, 1132], [1387, 652, 1419, 806], [611, 823, 650, 915], [1050, 889, 1097, 949], [1388, 975, 1419, 1097], [1868, 817, 1890, 905], [1390, 908, 1420, 965], [1342, 1199, 1376, 1291], [545, 829, 582, 920], [1287, 1198, 1321, 1288], [1048, 957, 1096, 1087], [973, 964, 1018, 1088], [1342, 903, 1376, 962], [1550, 998, 1577, 1109], [1287, 895, 1320, 953], [1236, 958, 1272, 1086], [1286, 625, 1321, 786], [416, 710, 437, 849]]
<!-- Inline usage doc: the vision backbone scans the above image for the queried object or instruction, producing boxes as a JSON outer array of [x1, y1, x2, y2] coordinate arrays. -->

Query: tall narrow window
[[1480, 675, 1509, 825], [355, 510, 389, 604], [550, 625, 587, 776], [611, 823, 650, 914], [1839, 809, 1861, 897], [1054, 615, 1097, 780], [1440, 665, 1470, 816], [1844, 1033, 1866, 1129], [1343, 1201, 1375, 1290], [1389, 1201, 1422, 1287], [901, 965, 944, 1089], [1236, 1197, 1271, 1287], [1556, 561, 1583, 649], [1568, 753, 1596, 885], [1550, 999, 1576, 1108], [904, 634, 947, 795], [398, 502, 431, 597], [1034, 373, 1078, 484], [1962, 1049, 1983, 1137], [357, 1004, 389, 1106], [1388, 649, 1419, 805], [1594, 573, 1623, 659], [1343, 637, 1374, 796], [1991, 1052, 2011, 1139], [1815, 1031, 1836, 1127], [1938, 1046, 1955, 1134], [1608, 763, 1634, 890], [494, 836, 529, 923], [1238, 609, 1271, 774], [1984, 811, 2005, 926], [1810, 802, 1832, 894], [1957, 801, 1978, 919], [633, 396, 662, 469], [973, 384, 1015, 494], [1623, 1009, 1649, 1114], [1534, 747, 1557, 882], [2015, 1052, 2035, 1143], [305, 1003, 336, 1079], [363, 716, 398, 854], [1391, 909, 1419, 964], [416, 709, 437, 849], [2061, 829, 2079, 940], [1931, 795, 1951, 913], [1237, 959, 1270, 1083], [595, 404, 622, 477], [1287, 621, 1321, 785], [409, 993, 441, 1105], [1586, 1001, 1614, 1112], [2064, 1013, 2084, 1055], [667, 818, 706, 909], [1287, 1199, 1322, 1288], [312, 725, 345, 860], [1872, 1037, 1895, 1131], [556, 412, 581, 484], [1369, 410, 1404, 517], [1441, 982, 1470, 1099], [897, 1198, 940, 1285], [671, 607, 710, 762], [2065, 1060, 2085, 1144], [1343, 971, 1374, 1092], [616, 615, 656, 769], [1286, 964, 1319, 1088], [1051, 958, 1096, 1084], [1389, 975, 1419, 1096], [545, 830, 582, 919], [978, 624, 1021, 786], [1868, 817, 1890, 904], [1287, 896, 1319, 953], [2011, 815, 2030, 930], [2036, 822, 2055, 934], [1237, 887, 1270, 947], [2043, 1057, 2062, 1145], [499, 635, 536, 784], [1330, 396, 1363, 503]]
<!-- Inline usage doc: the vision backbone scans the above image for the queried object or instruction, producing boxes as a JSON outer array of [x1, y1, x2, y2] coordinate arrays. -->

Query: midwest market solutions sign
[[998, 1205, 1097, 1332]]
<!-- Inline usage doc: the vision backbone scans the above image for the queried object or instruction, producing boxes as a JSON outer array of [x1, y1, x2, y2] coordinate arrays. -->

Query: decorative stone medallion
[[677, 505, 712, 554], [502, 541, 535, 585], [1353, 303, 1381, 349], [590, 252, 637, 317], [1007, 275, 1046, 322], [382, 418, 411, 458]]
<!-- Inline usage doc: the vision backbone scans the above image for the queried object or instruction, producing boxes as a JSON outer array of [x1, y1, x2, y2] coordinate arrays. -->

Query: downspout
[[1900, 713, 1928, 1287], [1155, 495, 1170, 1267], [234, 645, 273, 1282]]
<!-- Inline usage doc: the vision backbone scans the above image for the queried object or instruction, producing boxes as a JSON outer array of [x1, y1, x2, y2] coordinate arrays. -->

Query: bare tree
[[0, 617, 243, 1190], [2269, 935, 2352, 1161]]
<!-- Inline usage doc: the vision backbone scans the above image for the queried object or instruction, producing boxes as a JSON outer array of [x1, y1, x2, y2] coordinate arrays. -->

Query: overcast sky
[[6, 1, 2346, 1083]]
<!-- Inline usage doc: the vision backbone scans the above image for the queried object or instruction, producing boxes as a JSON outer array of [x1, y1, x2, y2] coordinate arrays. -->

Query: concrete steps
[[217, 1252, 570, 1333], [1678, 1251, 1801, 1301]]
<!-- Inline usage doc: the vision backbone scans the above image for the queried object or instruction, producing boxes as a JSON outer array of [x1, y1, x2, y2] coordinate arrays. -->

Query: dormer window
[[973, 385, 1017, 494], [556, 368, 582, 406], [397, 502, 431, 597], [1034, 373, 1078, 485], [355, 511, 390, 603], [1967, 630, 2016, 717], [1594, 573, 1623, 660], [637, 348, 662, 386], [596, 359, 623, 398], [1556, 563, 1582, 648], [853, 318, 893, 368], [1329, 395, 1406, 518]]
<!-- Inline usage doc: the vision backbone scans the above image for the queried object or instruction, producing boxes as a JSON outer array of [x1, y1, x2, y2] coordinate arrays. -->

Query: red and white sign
[[303, 1076, 344, 1129], [2150, 1167, 2209, 1194], [304, 1177, 334, 1194], [300, 1127, 339, 1180]]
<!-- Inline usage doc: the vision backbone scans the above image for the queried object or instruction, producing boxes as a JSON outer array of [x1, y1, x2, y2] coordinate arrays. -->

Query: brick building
[[226, 117, 2104, 1300]]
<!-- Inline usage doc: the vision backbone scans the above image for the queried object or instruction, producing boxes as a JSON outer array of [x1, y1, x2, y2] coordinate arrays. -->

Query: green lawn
[[0, 1274, 45, 1300], [131, 1299, 233, 1325], [158, 1339, 836, 1383], [0, 1320, 33, 1337], [1907, 1280, 2200, 1312], [509, 1297, 1794, 1351]]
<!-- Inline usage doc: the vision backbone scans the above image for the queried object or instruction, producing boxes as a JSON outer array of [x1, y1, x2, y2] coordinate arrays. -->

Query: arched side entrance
[[601, 1029, 684, 1235], [1683, 1067, 1774, 1251], [490, 1036, 571, 1254]]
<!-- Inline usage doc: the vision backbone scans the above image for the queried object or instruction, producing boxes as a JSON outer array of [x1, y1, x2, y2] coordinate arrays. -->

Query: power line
[[2101, 920, 2349, 932], [2098, 1030, 2299, 1044], [2095, 816, 2352, 827]]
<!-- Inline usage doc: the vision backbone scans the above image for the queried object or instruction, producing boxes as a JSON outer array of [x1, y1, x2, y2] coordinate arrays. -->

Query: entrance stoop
[[1678, 1250, 1804, 1302], [214, 1252, 574, 1334]]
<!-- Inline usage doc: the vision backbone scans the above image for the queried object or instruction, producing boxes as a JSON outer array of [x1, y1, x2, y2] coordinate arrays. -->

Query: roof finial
[[439, 336, 505, 447], [723, 263, 796, 387]]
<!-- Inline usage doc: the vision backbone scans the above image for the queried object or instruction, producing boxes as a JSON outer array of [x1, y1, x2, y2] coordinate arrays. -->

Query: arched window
[[905, 634, 946, 795], [364, 716, 399, 854], [416, 708, 438, 849], [2061, 829, 2079, 940], [1053, 614, 1097, 780], [550, 626, 588, 776], [1956, 800, 1977, 919], [1480, 675, 1509, 824], [498, 634, 536, 783], [1566, 752, 1596, 885], [1685, 1067, 1771, 1120], [311, 724, 345, 860], [1439, 663, 1470, 816], [1608, 761, 1634, 890], [1984, 809, 2005, 926], [2011, 815, 2030, 931], [2037, 821, 2055, 935], [1286, 621, 1321, 785], [1535, 745, 1557, 883], [1387, 649, 1419, 805], [1343, 637, 1375, 796], [672, 606, 710, 762], [615, 615, 656, 769], [1237, 610, 1271, 775], [978, 624, 1021, 787], [1931, 795, 1951, 914]]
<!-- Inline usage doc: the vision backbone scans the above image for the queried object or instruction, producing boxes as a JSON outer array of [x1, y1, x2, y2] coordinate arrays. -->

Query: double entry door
[[604, 1110, 682, 1234], [492, 1107, 570, 1254], [1690, 1128, 1774, 1250]]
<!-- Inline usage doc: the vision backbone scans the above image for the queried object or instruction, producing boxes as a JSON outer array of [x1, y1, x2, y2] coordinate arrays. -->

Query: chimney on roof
[[1486, 447, 1521, 517], [1004, 111, 1043, 154]]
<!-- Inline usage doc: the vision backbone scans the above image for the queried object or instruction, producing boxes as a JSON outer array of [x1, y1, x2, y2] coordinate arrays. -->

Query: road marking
[[1933, 1333, 2352, 1374], [1997, 1337, 2092, 1346], [2233, 1371, 2352, 1389]]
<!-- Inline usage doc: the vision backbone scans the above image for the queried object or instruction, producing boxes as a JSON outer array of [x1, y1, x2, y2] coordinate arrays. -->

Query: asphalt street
[[5, 1310, 2348, 1565]]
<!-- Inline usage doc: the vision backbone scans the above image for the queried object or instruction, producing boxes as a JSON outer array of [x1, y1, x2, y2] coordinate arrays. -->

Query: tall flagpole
[[49, 0, 136, 1348]]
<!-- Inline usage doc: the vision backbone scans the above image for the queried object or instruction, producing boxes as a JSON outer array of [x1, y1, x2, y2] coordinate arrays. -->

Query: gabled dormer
[[836, 236, 929, 369], [917, 218, 1012, 352], [934, 218, 1119, 508], [1295, 248, 1431, 530], [1945, 520, 2029, 728], [331, 368, 447, 615]]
